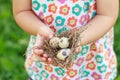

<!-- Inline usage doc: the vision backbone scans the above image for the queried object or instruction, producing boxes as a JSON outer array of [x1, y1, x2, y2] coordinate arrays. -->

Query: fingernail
[[48, 58, 52, 62], [41, 58, 46, 61], [49, 35, 53, 38], [43, 54, 48, 58], [39, 49, 43, 53]]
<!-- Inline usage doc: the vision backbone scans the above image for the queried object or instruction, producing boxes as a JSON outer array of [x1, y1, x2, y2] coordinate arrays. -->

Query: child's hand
[[74, 42, 82, 53], [33, 33, 54, 64], [38, 25, 54, 39], [75, 46, 82, 53]]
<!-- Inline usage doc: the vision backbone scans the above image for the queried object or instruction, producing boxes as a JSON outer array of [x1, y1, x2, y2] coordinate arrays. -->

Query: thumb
[[40, 26, 54, 39]]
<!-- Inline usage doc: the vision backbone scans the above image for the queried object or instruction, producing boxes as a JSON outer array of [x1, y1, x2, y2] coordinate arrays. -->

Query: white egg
[[57, 49, 71, 61], [59, 37, 69, 48], [49, 37, 60, 48]]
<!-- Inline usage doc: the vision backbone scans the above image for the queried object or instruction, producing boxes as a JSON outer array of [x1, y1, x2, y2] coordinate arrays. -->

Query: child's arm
[[80, 0, 119, 46], [12, 0, 53, 38]]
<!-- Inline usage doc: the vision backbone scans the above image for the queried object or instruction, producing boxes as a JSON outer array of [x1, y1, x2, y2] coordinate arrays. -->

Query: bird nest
[[42, 26, 87, 68]]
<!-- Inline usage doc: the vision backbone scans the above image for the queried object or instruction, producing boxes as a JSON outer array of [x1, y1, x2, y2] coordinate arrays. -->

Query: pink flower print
[[38, 12, 44, 22], [91, 72, 102, 80], [79, 14, 87, 25], [50, 74, 59, 80], [32, 66, 39, 73], [58, 0, 66, 4], [75, 57, 84, 66]]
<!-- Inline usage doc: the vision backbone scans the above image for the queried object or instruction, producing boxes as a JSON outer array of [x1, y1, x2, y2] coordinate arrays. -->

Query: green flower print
[[27, 67, 33, 77], [55, 67, 65, 76], [57, 27, 68, 35], [97, 64, 107, 73], [32, 1, 40, 10], [81, 71, 90, 78], [95, 55, 103, 63], [83, 2, 90, 12], [42, 4, 47, 13], [35, 74, 42, 80], [72, 4, 82, 16], [79, 65, 85, 75], [80, 46, 89, 56], [40, 70, 49, 78], [55, 16, 65, 27], [35, 61, 42, 68], [74, 53, 79, 60], [47, 0, 54, 1]]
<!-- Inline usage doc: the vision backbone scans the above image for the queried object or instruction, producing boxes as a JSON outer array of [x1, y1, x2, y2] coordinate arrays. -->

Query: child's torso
[[25, 0, 117, 80]]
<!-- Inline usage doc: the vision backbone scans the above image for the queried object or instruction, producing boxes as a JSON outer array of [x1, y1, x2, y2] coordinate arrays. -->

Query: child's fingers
[[43, 53, 48, 58], [33, 48, 44, 55], [75, 46, 82, 53], [48, 58, 54, 64], [36, 55, 47, 62], [34, 33, 44, 47]]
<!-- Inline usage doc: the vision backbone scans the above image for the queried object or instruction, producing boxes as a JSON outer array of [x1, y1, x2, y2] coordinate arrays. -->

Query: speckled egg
[[49, 37, 60, 48], [56, 49, 71, 61], [59, 37, 69, 48]]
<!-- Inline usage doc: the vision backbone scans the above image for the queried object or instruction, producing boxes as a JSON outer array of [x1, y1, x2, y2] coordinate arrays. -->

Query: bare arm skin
[[13, 0, 53, 38], [80, 0, 119, 46]]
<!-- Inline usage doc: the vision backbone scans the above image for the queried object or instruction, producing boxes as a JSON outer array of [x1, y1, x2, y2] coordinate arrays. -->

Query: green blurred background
[[0, 0, 120, 80]]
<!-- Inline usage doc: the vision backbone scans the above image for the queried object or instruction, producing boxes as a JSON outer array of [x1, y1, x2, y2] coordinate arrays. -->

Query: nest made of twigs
[[42, 26, 87, 68]]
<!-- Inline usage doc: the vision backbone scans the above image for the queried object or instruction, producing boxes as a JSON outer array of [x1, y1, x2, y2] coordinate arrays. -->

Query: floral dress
[[25, 0, 117, 80]]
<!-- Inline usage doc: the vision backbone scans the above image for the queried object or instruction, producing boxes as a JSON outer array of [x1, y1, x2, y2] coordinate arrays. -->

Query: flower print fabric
[[25, 0, 117, 80]]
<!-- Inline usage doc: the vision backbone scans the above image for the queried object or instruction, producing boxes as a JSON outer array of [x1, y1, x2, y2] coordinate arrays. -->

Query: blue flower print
[[40, 70, 49, 78], [97, 64, 107, 73], [72, 4, 82, 16], [35, 61, 42, 68], [57, 27, 68, 35], [32, 1, 40, 10], [95, 55, 103, 63], [55, 16, 65, 27], [34, 74, 42, 80], [83, 2, 90, 12], [42, 4, 47, 13], [80, 46, 89, 56], [81, 70, 90, 78]]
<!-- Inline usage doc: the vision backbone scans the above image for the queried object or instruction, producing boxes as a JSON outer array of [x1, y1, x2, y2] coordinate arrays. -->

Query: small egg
[[49, 37, 60, 48], [59, 37, 69, 48], [57, 49, 71, 61]]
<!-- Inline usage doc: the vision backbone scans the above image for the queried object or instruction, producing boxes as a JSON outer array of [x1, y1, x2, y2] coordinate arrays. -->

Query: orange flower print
[[59, 5, 70, 15], [50, 25, 56, 32], [86, 53, 94, 61], [67, 69, 77, 78], [48, 3, 57, 13], [98, 44, 103, 53], [104, 49, 111, 61], [86, 61, 96, 70], [28, 54, 35, 66], [72, 0, 78, 3], [44, 65, 53, 72], [109, 55, 116, 69], [67, 17, 77, 28], [32, 66, 39, 73], [62, 77, 69, 80], [45, 15, 54, 25], [104, 72, 112, 80], [90, 43, 97, 51]]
